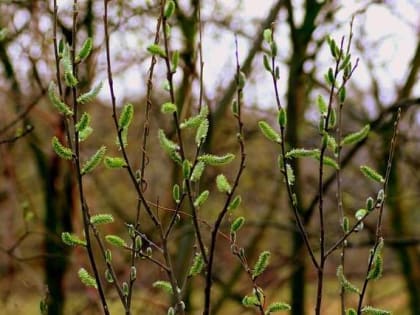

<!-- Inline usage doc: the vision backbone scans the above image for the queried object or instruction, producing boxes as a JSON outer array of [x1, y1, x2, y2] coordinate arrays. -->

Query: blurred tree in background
[[0, 1, 419, 314]]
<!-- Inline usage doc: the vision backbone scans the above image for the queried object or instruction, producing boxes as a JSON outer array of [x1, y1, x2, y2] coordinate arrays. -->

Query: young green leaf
[[216, 174, 231, 193], [81, 146, 106, 175], [147, 44, 166, 57], [360, 165, 385, 183], [198, 153, 235, 166], [78, 268, 97, 289], [153, 281, 173, 295], [252, 251, 271, 279], [90, 214, 114, 225], [258, 121, 281, 143], [61, 232, 86, 247], [337, 265, 360, 294], [104, 156, 127, 169], [105, 235, 127, 248], [51, 136, 73, 160], [118, 103, 134, 130], [77, 82, 103, 104], [48, 82, 73, 116], [341, 125, 370, 145], [194, 190, 209, 208]]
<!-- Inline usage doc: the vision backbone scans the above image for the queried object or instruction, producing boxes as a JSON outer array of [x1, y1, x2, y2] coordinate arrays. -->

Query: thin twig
[[203, 35, 247, 315], [357, 108, 401, 314], [67, 1, 110, 313]]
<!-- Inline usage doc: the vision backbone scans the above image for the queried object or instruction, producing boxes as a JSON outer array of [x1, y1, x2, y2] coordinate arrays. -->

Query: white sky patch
[[26, 1, 420, 108]]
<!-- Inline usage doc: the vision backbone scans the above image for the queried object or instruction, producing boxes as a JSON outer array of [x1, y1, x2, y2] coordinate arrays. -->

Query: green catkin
[[75, 112, 91, 132], [188, 253, 204, 276], [51, 136, 73, 160], [267, 302, 291, 312], [190, 161, 206, 182], [61, 232, 86, 247], [118, 103, 134, 130], [81, 146, 106, 175], [252, 251, 271, 278], [90, 214, 114, 225], [195, 118, 209, 146], [78, 268, 97, 289], [337, 265, 360, 294], [48, 82, 73, 116], [258, 121, 281, 143], [216, 174, 231, 193], [161, 102, 177, 114], [77, 37, 93, 61], [105, 235, 127, 248], [104, 156, 127, 169], [230, 217, 245, 233], [147, 44, 166, 57], [360, 165, 385, 183], [198, 153, 235, 166], [152, 281, 173, 295], [193, 190, 209, 208], [77, 82, 103, 104], [342, 125, 370, 145]]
